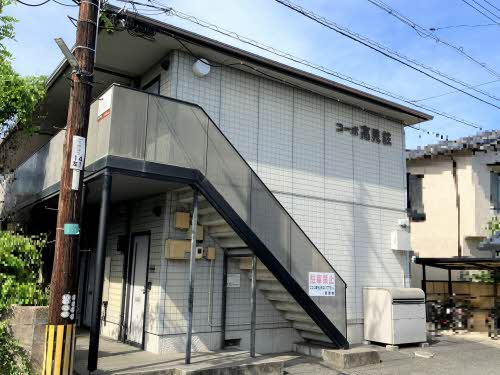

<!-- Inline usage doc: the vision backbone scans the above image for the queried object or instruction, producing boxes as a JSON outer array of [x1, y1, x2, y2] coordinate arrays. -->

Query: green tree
[[0, 0, 46, 137], [0, 231, 46, 375], [0, 231, 47, 313]]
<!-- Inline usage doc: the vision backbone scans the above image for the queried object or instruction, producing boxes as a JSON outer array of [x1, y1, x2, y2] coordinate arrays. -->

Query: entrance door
[[127, 235, 150, 346]]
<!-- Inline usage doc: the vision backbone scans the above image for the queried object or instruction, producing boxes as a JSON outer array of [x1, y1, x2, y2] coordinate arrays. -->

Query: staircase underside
[[176, 186, 342, 346]]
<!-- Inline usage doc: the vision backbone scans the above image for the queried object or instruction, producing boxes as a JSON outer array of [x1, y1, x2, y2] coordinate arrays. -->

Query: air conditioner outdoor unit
[[364, 287, 426, 345]]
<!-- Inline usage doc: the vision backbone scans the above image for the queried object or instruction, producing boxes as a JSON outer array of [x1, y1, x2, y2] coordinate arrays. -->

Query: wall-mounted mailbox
[[174, 212, 190, 230], [206, 247, 216, 260], [187, 224, 204, 241], [165, 239, 191, 259]]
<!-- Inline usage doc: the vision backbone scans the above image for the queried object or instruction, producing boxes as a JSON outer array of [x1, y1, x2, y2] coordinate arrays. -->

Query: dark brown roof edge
[[47, 7, 432, 124]]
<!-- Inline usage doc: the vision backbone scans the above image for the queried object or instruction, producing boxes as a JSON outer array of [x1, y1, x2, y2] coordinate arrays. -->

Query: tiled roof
[[407, 130, 500, 160]]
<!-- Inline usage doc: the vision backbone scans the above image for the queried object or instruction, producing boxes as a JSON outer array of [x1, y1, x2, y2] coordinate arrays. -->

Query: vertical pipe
[[88, 170, 112, 372], [220, 251, 227, 350], [448, 269, 453, 297], [250, 255, 257, 358], [185, 189, 199, 365], [422, 264, 427, 295]]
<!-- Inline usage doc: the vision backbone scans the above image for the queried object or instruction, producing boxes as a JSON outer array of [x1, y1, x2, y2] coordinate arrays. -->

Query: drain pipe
[[451, 157, 462, 257]]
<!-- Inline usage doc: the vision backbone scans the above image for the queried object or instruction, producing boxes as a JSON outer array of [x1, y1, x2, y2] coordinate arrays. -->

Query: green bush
[[0, 320, 32, 375], [0, 231, 48, 313]]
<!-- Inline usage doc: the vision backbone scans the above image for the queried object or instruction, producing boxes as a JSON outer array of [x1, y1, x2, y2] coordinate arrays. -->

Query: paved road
[[285, 332, 500, 375]]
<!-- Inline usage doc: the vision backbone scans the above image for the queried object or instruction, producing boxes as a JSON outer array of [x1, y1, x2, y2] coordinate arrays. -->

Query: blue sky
[[4, 0, 500, 149]]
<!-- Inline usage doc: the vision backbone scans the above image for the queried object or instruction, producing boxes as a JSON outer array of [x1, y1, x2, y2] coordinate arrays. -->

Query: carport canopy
[[415, 257, 500, 271]]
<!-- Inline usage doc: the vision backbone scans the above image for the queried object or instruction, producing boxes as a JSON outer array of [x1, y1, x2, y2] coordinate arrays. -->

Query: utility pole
[[42, 1, 100, 374]]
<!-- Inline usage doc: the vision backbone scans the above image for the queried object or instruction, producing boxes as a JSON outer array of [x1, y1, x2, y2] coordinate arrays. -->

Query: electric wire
[[52, 0, 79, 6], [468, 0, 500, 20], [483, 0, 500, 14], [412, 79, 500, 102], [461, 0, 500, 23], [430, 23, 497, 31], [366, 0, 500, 80], [15, 0, 50, 6], [273, 0, 500, 110], [119, 1, 481, 130]]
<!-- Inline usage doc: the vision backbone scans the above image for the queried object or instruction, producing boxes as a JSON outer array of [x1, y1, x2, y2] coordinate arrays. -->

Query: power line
[[412, 79, 500, 102], [469, 0, 500, 19], [141, 4, 480, 129], [272, 0, 500, 110], [461, 0, 500, 23], [483, 0, 500, 14], [15, 0, 50, 6], [429, 23, 498, 31], [366, 0, 500, 80]]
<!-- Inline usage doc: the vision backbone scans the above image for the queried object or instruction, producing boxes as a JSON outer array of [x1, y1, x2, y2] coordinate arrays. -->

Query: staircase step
[[208, 224, 233, 235], [198, 201, 217, 215], [283, 312, 314, 324], [218, 237, 247, 248], [256, 280, 285, 292], [298, 330, 331, 344], [264, 291, 295, 303], [273, 301, 303, 313], [256, 270, 277, 281], [198, 212, 226, 226], [293, 321, 323, 334], [239, 258, 268, 271]]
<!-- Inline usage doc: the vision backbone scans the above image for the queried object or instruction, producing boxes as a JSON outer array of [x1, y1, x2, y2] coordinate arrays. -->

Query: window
[[490, 171, 500, 210], [407, 174, 426, 221], [142, 76, 160, 95]]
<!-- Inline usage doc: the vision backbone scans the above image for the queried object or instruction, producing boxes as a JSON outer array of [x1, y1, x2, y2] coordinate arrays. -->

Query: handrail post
[[185, 189, 199, 365], [250, 255, 257, 358]]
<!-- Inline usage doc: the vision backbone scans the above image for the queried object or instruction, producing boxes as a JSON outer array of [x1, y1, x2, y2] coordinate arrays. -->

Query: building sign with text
[[336, 123, 392, 146]]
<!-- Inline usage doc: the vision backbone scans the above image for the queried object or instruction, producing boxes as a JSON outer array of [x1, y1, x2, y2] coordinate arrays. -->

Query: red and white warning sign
[[308, 272, 336, 297], [97, 89, 112, 122]]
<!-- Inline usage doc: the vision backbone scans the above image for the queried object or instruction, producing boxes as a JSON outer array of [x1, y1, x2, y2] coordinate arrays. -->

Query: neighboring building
[[0, 9, 431, 356], [407, 131, 500, 283]]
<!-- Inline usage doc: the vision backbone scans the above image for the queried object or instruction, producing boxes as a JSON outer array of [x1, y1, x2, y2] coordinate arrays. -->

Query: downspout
[[452, 157, 462, 257], [118, 202, 133, 342]]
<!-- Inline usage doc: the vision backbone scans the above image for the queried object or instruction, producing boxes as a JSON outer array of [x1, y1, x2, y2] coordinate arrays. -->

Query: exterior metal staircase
[[177, 187, 334, 344]]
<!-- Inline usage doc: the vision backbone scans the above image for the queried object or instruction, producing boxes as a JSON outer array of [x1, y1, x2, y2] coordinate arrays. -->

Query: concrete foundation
[[8, 305, 49, 371], [322, 347, 381, 369]]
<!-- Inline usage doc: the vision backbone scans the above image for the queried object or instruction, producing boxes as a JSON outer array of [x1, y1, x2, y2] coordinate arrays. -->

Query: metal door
[[127, 235, 149, 345]]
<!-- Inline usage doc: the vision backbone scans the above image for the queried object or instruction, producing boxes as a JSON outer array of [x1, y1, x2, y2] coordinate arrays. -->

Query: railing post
[[185, 189, 199, 365], [250, 255, 257, 358]]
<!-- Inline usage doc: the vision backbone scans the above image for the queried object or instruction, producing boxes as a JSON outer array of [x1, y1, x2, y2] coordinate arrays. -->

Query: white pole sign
[[308, 272, 336, 297], [70, 135, 86, 170]]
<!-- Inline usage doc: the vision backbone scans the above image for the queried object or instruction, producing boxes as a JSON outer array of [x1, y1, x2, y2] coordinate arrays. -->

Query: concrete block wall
[[164, 50, 408, 343]]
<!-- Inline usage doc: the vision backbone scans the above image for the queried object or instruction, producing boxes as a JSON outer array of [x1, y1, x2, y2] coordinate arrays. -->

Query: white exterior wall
[[163, 50, 408, 342], [100, 191, 297, 354]]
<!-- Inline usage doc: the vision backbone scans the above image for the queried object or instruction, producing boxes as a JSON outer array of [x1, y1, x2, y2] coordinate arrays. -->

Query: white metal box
[[364, 287, 426, 345], [390, 229, 411, 251]]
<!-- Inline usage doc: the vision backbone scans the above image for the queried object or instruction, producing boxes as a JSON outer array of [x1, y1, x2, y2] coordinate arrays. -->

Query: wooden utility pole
[[42, 1, 100, 374]]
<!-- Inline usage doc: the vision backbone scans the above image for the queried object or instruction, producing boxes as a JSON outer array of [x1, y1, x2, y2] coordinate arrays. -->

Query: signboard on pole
[[308, 272, 336, 296], [70, 135, 86, 170]]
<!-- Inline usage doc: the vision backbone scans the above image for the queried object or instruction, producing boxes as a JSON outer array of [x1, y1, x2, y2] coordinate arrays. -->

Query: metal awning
[[415, 257, 500, 271]]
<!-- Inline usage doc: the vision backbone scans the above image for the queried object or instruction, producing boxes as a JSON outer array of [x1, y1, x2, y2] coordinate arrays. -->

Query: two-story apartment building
[[407, 131, 500, 283], [0, 9, 431, 361]]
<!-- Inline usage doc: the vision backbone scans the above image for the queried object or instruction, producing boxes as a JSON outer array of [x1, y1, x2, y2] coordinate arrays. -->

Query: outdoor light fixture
[[192, 58, 210, 77], [54, 37, 79, 70]]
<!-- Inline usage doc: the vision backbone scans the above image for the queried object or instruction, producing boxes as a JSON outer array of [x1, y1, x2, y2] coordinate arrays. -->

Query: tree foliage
[[0, 320, 33, 375], [0, 231, 47, 313], [0, 1, 46, 136]]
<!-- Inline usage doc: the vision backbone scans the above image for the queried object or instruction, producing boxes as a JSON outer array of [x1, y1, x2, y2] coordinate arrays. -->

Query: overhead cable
[[366, 0, 500, 80], [272, 0, 500, 110]]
